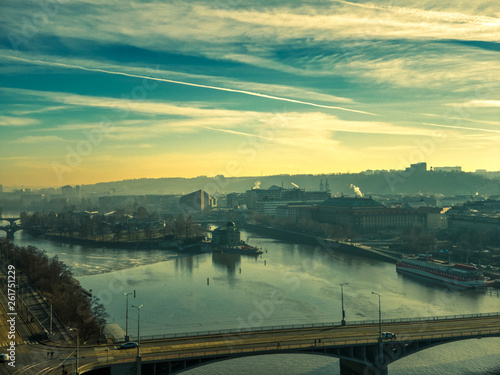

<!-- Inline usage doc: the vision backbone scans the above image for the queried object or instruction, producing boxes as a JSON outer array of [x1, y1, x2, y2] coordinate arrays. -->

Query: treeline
[[0, 239, 107, 343], [396, 225, 500, 265], [21, 209, 205, 242]]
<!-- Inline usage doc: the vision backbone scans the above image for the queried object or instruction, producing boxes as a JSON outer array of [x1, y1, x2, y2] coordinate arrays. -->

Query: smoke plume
[[350, 184, 363, 197]]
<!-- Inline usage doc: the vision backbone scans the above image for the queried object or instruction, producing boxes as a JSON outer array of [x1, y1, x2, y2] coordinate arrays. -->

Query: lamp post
[[124, 292, 133, 341], [371, 292, 381, 339], [70, 328, 79, 375], [132, 304, 143, 375], [340, 283, 348, 326]]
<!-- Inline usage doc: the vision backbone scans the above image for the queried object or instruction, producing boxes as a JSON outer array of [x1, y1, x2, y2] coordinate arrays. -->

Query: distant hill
[[78, 171, 500, 197]]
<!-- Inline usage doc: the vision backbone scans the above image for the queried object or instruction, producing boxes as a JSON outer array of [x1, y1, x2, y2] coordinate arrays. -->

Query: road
[[5, 314, 497, 374]]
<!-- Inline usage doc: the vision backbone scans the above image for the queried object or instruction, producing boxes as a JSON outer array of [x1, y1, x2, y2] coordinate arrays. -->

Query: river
[[3, 228, 500, 374]]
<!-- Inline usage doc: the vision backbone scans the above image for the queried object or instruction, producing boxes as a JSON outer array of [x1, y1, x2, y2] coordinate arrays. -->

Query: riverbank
[[42, 232, 203, 251], [240, 222, 400, 263]]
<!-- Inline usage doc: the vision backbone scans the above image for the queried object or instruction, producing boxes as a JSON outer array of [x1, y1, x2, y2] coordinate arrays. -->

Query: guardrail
[[139, 311, 500, 341]]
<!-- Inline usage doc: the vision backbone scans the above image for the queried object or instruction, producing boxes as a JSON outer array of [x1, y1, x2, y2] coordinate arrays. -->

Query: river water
[[3, 228, 500, 374]]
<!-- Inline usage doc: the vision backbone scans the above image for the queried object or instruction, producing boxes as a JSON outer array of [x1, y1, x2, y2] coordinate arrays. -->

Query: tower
[[325, 179, 330, 192], [319, 179, 324, 192]]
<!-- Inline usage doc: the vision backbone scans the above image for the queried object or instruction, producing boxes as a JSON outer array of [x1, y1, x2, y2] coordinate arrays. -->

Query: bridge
[[0, 217, 22, 239], [71, 312, 500, 375]]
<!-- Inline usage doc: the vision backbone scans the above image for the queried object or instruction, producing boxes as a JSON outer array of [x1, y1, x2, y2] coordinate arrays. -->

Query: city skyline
[[1, 0, 500, 187]]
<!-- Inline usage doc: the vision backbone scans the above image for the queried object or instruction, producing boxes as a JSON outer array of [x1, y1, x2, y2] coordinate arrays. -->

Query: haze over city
[[1, 0, 500, 188]]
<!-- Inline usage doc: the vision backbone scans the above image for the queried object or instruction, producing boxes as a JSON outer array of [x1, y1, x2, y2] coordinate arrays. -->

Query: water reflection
[[212, 252, 241, 274]]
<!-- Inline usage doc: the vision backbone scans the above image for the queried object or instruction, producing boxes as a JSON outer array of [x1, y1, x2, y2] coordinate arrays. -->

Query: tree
[[135, 206, 148, 218], [174, 213, 186, 238]]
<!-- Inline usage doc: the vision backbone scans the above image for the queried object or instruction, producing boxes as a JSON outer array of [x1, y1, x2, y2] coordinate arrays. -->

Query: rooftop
[[319, 197, 385, 208]]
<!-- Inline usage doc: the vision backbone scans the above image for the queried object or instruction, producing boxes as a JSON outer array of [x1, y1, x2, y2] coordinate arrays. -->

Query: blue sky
[[1, 0, 499, 187]]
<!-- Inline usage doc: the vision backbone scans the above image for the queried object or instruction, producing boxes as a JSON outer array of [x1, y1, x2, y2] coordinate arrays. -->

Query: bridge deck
[[77, 314, 500, 374]]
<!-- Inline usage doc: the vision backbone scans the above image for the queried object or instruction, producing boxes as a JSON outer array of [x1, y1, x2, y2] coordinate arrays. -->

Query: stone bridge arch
[[0, 217, 22, 239]]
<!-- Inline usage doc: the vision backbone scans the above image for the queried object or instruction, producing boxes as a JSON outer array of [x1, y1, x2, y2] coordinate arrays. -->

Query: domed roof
[[226, 221, 235, 228]]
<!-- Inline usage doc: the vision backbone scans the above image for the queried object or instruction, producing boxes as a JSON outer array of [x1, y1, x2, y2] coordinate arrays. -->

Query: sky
[[1, 0, 499, 188]]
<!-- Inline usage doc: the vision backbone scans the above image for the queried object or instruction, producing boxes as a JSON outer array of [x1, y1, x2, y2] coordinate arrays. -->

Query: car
[[0, 354, 9, 362], [119, 342, 138, 349], [382, 332, 397, 340]]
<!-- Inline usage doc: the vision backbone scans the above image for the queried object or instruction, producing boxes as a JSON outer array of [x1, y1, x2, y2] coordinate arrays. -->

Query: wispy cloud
[[452, 100, 500, 108], [0, 116, 38, 127], [10, 106, 68, 116], [15, 135, 65, 143]]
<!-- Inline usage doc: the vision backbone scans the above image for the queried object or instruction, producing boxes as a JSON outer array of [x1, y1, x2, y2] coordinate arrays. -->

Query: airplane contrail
[[422, 122, 500, 134], [5, 55, 376, 116], [200, 126, 275, 140]]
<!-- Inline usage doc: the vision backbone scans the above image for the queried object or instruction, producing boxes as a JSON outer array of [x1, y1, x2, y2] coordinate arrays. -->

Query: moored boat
[[396, 254, 487, 289], [213, 243, 263, 256]]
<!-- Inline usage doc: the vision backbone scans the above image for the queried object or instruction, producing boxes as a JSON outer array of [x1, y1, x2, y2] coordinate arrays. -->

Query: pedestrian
[[277, 342, 280, 349], [51, 351, 54, 358], [47, 351, 50, 358], [318, 338, 321, 345]]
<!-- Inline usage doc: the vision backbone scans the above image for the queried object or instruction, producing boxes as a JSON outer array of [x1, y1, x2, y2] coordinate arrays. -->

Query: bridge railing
[[139, 311, 500, 341]]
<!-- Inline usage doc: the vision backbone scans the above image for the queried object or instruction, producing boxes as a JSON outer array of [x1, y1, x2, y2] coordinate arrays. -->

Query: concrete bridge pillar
[[339, 359, 388, 375], [339, 341, 388, 375]]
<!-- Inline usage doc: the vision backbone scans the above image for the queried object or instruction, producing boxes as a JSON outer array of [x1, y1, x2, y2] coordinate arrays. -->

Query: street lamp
[[123, 292, 133, 341], [69, 328, 79, 375], [371, 292, 381, 339], [340, 283, 348, 326], [132, 304, 143, 375], [131, 305, 143, 356]]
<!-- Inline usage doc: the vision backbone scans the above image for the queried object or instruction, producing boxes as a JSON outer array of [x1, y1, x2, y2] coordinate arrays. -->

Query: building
[[447, 213, 500, 234], [245, 185, 329, 211], [256, 200, 311, 217], [98, 195, 146, 211], [405, 162, 427, 174], [427, 208, 449, 230], [276, 204, 317, 222], [226, 193, 246, 210], [317, 196, 435, 232], [434, 166, 462, 172], [461, 198, 500, 213], [211, 222, 241, 247], [61, 185, 81, 197], [317, 197, 385, 228], [61, 185, 74, 196], [179, 190, 212, 212]]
